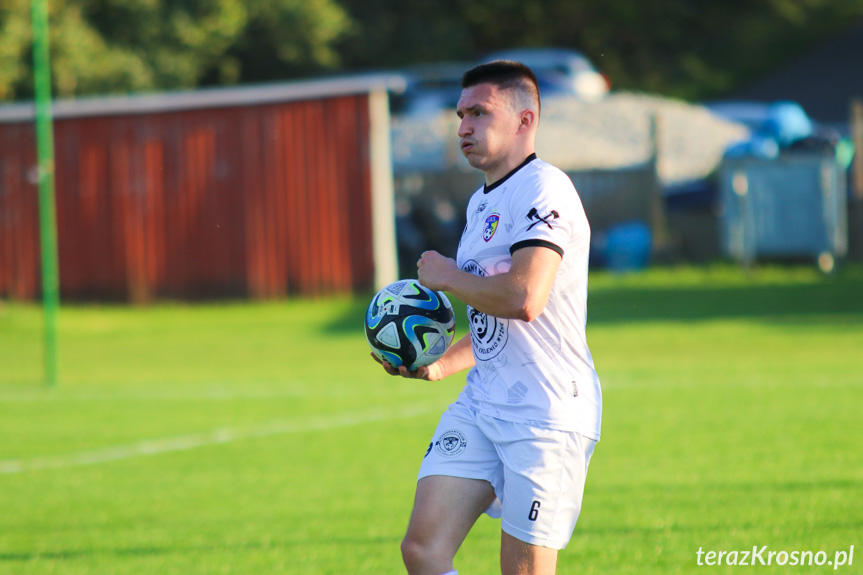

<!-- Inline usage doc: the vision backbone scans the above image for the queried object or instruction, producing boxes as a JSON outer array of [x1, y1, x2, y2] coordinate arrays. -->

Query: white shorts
[[417, 401, 596, 550]]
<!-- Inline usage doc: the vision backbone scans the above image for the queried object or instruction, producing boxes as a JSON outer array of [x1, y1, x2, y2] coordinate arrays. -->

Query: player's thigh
[[500, 530, 558, 575], [404, 475, 497, 554], [407, 403, 502, 557]]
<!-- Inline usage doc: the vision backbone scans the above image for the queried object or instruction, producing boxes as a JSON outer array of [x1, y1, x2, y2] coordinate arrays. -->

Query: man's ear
[[517, 110, 536, 134]]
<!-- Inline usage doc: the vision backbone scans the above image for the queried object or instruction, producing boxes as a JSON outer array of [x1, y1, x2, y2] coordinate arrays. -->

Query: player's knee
[[401, 534, 442, 573], [400, 535, 424, 571]]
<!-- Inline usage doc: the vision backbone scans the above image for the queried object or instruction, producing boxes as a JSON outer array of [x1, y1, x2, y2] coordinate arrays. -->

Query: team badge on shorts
[[482, 214, 500, 242], [435, 430, 467, 457]]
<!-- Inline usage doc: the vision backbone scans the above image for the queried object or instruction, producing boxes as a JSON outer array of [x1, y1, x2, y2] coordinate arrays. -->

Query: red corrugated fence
[[0, 83, 388, 302]]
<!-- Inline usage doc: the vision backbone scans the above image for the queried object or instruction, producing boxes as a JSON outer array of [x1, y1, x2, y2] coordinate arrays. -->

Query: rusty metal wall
[[0, 123, 39, 300], [0, 94, 375, 302]]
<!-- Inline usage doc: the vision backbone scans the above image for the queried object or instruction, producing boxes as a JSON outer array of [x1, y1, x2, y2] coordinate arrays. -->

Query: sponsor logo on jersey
[[526, 207, 560, 231], [461, 259, 486, 277], [482, 214, 500, 242], [461, 259, 509, 360], [434, 429, 467, 457]]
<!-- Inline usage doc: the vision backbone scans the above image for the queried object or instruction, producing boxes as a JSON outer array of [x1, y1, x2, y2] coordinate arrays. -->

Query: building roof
[[0, 73, 406, 123]]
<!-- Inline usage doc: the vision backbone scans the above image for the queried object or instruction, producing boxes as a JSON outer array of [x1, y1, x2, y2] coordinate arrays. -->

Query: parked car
[[704, 100, 815, 158], [392, 48, 610, 116], [480, 47, 610, 102], [390, 62, 473, 116]]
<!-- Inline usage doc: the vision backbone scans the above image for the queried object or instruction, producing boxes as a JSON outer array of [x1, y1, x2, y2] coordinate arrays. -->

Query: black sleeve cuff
[[510, 239, 564, 258]]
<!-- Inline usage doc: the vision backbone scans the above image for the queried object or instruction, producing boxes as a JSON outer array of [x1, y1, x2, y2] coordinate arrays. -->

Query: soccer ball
[[365, 279, 455, 370]]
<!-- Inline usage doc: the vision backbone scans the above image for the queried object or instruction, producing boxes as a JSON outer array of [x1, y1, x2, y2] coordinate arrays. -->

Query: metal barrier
[[567, 164, 656, 233], [718, 154, 848, 270]]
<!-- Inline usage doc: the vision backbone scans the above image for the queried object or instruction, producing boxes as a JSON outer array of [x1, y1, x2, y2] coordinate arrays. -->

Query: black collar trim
[[483, 153, 537, 194]]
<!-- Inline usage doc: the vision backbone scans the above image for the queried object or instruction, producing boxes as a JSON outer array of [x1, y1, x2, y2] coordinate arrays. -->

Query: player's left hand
[[370, 353, 443, 381], [416, 250, 458, 292]]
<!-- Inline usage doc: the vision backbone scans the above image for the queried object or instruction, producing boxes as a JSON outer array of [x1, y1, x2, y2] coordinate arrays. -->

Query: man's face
[[456, 83, 520, 176]]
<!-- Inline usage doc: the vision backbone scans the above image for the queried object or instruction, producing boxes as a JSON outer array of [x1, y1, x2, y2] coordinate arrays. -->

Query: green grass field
[[1, 265, 862, 574]]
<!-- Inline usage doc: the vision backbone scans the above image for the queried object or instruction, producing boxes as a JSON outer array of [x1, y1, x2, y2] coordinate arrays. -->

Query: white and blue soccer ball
[[365, 279, 455, 370]]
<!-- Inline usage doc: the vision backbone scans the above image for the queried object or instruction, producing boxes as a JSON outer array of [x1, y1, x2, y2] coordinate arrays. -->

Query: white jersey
[[455, 154, 602, 440]]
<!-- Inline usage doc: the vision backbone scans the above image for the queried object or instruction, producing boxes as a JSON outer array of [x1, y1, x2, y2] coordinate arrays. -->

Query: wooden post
[[649, 113, 672, 259], [369, 89, 399, 288]]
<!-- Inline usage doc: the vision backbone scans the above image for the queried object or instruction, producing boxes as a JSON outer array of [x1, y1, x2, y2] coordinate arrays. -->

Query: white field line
[[0, 402, 441, 476], [0, 383, 393, 401], [0, 389, 354, 401], [0, 387, 442, 401]]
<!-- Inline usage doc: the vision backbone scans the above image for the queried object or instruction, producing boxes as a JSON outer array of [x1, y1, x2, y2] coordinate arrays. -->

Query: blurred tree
[[335, 0, 470, 69], [2, 0, 862, 101], [0, 0, 351, 101], [334, 0, 863, 100], [559, 0, 863, 98], [218, 0, 352, 84], [0, 0, 32, 100]]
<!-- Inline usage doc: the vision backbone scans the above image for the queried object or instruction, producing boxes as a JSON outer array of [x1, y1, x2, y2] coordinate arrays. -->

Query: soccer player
[[375, 60, 602, 575]]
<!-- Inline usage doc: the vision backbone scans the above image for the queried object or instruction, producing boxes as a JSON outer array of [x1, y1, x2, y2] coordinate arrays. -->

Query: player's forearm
[[443, 268, 542, 322], [436, 334, 475, 378], [418, 247, 557, 322]]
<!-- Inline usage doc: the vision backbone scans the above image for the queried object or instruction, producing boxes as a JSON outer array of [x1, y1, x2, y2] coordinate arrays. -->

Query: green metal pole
[[31, 0, 60, 387]]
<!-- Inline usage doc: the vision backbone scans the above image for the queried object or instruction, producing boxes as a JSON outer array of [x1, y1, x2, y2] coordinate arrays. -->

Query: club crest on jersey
[[468, 305, 509, 360], [483, 214, 500, 242], [461, 259, 509, 360]]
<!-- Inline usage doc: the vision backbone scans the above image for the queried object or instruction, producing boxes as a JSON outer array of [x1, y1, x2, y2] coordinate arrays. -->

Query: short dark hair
[[461, 60, 541, 113]]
